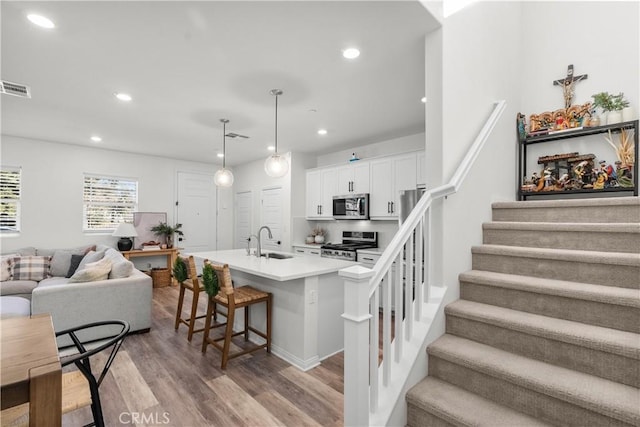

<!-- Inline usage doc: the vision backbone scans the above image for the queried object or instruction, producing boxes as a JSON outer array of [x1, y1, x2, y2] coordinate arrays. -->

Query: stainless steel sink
[[261, 252, 293, 259]]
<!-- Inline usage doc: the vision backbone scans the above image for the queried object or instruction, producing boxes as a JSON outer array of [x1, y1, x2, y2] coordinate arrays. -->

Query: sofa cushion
[[0, 279, 38, 296], [68, 257, 112, 283], [0, 254, 17, 281], [77, 250, 105, 271], [50, 248, 91, 277], [38, 277, 71, 288], [9, 256, 51, 281], [103, 248, 134, 279], [36, 245, 95, 258], [66, 254, 85, 278], [13, 247, 36, 256]]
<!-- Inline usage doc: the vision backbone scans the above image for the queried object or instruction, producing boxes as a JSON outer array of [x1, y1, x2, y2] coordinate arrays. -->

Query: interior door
[[260, 187, 283, 251], [176, 172, 217, 252], [234, 191, 252, 249]]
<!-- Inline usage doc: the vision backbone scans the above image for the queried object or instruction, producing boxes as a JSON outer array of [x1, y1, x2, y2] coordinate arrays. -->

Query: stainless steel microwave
[[332, 194, 369, 220]]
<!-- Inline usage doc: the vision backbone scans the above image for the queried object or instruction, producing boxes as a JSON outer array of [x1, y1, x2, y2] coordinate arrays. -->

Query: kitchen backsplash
[[292, 216, 399, 249]]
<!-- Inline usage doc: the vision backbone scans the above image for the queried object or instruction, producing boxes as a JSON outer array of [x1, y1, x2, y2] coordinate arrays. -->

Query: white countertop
[[356, 248, 385, 256], [187, 249, 356, 282]]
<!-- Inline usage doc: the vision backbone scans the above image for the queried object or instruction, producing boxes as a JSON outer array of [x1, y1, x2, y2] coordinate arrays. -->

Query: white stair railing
[[340, 100, 506, 426]]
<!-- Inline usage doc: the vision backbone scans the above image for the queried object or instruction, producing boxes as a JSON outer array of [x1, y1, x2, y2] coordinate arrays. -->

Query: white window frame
[[83, 173, 138, 232], [0, 166, 21, 233]]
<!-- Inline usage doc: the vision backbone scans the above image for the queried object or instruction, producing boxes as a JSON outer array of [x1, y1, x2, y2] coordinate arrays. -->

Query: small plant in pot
[[150, 222, 183, 248], [591, 92, 629, 125]]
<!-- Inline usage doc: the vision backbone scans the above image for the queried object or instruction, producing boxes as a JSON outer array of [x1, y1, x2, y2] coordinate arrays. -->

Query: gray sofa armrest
[[31, 269, 152, 341]]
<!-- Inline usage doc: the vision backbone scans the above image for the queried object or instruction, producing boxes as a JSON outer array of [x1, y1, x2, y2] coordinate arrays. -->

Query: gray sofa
[[1, 245, 153, 340]]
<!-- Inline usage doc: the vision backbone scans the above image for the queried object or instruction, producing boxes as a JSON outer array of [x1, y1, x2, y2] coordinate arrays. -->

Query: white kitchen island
[[187, 249, 356, 371]]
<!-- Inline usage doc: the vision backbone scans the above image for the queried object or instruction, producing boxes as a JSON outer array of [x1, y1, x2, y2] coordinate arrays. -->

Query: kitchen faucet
[[256, 226, 273, 258]]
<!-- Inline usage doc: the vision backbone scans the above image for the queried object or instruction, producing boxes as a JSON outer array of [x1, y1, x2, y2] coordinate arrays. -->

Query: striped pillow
[[10, 256, 52, 281]]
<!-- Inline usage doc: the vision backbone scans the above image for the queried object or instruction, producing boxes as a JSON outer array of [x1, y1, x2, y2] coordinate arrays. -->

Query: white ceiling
[[1, 1, 437, 166]]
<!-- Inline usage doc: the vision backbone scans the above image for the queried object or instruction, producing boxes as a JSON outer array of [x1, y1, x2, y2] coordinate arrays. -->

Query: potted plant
[[150, 222, 184, 248], [591, 92, 629, 125], [202, 262, 219, 297]]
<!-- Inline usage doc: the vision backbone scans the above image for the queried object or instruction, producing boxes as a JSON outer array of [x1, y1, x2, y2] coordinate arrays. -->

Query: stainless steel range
[[321, 231, 378, 261]]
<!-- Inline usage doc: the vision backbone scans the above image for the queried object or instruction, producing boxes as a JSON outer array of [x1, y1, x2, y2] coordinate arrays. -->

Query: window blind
[[83, 174, 138, 231], [0, 167, 21, 232]]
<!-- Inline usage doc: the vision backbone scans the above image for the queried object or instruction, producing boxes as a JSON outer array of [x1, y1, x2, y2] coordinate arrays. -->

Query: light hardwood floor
[[63, 285, 344, 427]]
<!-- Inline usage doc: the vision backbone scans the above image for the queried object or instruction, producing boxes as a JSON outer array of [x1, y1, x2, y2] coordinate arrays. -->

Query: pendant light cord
[[274, 93, 278, 154], [222, 120, 226, 168]]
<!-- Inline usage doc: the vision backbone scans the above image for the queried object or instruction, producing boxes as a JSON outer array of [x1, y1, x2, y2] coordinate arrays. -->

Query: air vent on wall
[[0, 80, 31, 98]]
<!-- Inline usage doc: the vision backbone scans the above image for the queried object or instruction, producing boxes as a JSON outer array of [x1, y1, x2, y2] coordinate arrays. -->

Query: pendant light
[[214, 118, 234, 187], [264, 89, 289, 178]]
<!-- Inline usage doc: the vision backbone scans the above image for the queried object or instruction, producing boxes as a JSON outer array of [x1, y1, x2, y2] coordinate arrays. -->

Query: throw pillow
[[9, 256, 52, 281], [0, 254, 17, 281], [77, 250, 105, 272], [109, 260, 134, 279], [68, 257, 112, 283], [66, 254, 85, 278], [50, 247, 90, 277]]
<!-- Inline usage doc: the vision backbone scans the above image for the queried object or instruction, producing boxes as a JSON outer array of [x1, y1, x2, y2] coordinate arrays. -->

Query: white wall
[[315, 133, 425, 167], [520, 1, 640, 177], [0, 136, 233, 266]]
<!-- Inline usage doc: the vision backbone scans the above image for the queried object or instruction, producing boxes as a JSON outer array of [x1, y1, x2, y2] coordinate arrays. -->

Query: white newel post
[[340, 265, 374, 427]]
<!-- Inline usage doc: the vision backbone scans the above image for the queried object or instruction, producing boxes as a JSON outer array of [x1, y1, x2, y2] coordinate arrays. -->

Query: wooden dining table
[[1, 314, 62, 426]]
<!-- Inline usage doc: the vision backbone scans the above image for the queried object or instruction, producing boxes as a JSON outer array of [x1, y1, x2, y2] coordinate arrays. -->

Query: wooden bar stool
[[174, 255, 206, 342], [201, 262, 272, 369]]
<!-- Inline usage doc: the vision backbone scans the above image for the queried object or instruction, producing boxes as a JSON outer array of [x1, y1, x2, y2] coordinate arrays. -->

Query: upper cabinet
[[306, 150, 422, 220], [336, 162, 370, 195], [306, 168, 337, 219], [369, 152, 418, 219]]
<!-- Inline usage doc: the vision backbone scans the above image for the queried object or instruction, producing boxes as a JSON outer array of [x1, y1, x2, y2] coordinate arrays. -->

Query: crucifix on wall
[[553, 64, 588, 109]]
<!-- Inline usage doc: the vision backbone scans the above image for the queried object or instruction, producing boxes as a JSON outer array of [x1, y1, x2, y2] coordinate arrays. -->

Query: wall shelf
[[517, 120, 638, 201]]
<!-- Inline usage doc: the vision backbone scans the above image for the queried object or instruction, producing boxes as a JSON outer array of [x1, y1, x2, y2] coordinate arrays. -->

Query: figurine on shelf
[[593, 169, 608, 189], [598, 160, 617, 187], [572, 160, 588, 188]]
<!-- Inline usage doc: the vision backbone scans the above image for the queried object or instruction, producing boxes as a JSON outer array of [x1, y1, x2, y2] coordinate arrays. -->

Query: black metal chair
[[56, 320, 130, 427]]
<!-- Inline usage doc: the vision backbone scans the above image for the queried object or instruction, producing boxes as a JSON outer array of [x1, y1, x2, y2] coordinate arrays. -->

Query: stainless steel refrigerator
[[398, 186, 426, 225]]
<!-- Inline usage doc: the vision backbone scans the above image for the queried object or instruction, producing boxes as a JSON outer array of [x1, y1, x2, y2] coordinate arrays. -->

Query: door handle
[[277, 241, 281, 245], [391, 202, 394, 213], [387, 202, 391, 213]]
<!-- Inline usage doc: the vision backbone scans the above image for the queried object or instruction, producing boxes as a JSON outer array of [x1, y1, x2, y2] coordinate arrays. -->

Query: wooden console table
[[121, 248, 179, 285], [1, 314, 62, 426]]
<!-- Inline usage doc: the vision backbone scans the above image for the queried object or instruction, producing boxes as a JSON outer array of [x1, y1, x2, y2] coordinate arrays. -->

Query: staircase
[[406, 197, 640, 427]]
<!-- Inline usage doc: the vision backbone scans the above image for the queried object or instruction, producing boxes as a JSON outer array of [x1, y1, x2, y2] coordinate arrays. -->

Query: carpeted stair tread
[[483, 221, 640, 233], [407, 377, 552, 427], [445, 300, 640, 359], [472, 244, 640, 267], [492, 196, 640, 210], [459, 270, 640, 308], [428, 335, 640, 426]]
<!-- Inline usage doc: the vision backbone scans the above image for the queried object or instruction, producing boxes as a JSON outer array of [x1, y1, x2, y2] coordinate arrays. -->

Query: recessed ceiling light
[[267, 146, 275, 151], [317, 129, 328, 135], [217, 153, 224, 158], [342, 48, 360, 59], [27, 14, 55, 29], [114, 92, 132, 102], [90, 136, 102, 143], [421, 97, 427, 103]]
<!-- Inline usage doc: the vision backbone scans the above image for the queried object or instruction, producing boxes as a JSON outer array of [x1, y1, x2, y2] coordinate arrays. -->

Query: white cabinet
[[336, 161, 370, 195], [292, 245, 322, 257], [369, 153, 417, 219], [306, 168, 336, 219]]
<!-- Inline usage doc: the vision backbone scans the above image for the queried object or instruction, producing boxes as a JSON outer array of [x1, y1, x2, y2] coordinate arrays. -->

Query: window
[[0, 166, 21, 233], [83, 174, 138, 231]]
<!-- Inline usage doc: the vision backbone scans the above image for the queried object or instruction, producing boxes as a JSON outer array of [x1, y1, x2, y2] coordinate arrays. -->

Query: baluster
[[415, 217, 424, 320], [382, 269, 392, 386], [394, 251, 403, 362], [405, 232, 414, 338], [425, 207, 432, 303], [370, 288, 379, 410]]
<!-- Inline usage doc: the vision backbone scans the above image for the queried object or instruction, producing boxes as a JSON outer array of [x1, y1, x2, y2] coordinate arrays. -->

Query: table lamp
[[112, 223, 138, 251]]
